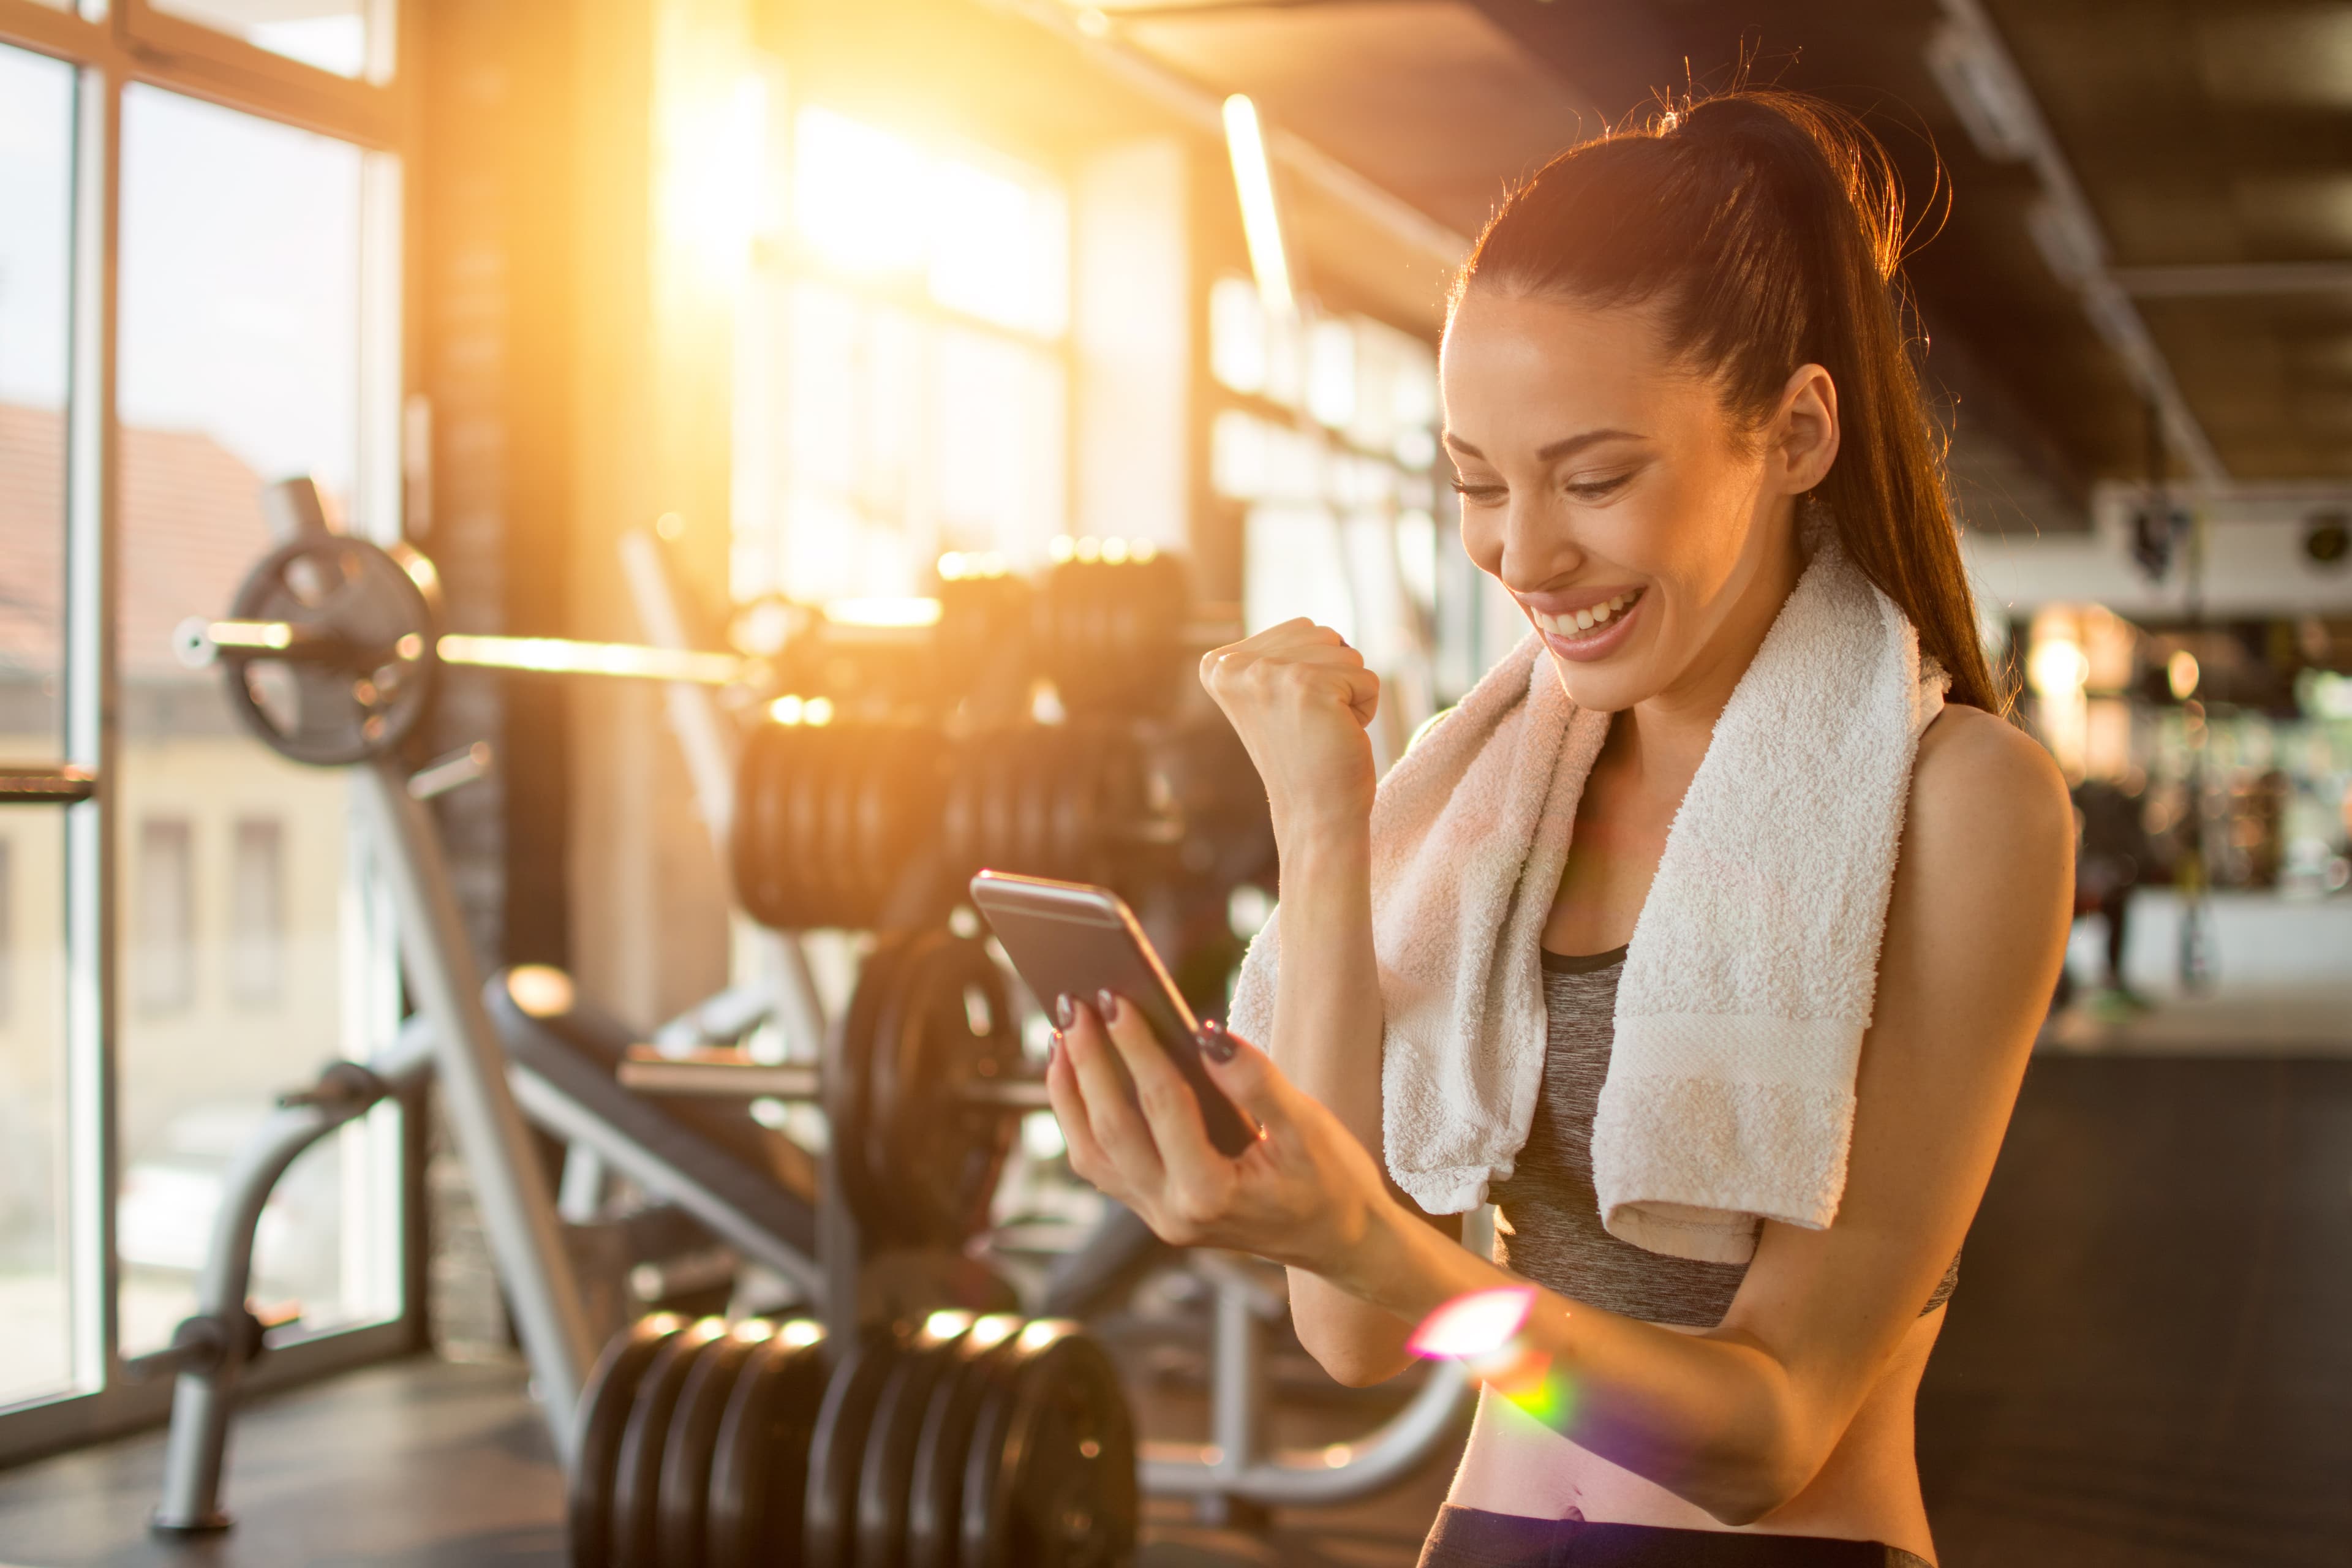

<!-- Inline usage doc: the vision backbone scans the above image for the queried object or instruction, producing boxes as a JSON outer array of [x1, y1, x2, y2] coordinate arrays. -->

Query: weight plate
[[854, 1312, 976, 1568], [862, 932, 1022, 1248], [706, 1324, 831, 1568], [612, 1316, 730, 1568], [802, 1329, 907, 1567], [905, 1314, 1027, 1568], [569, 1314, 692, 1568], [960, 1322, 1138, 1568], [654, 1323, 771, 1568], [222, 533, 441, 766], [833, 933, 911, 1238]]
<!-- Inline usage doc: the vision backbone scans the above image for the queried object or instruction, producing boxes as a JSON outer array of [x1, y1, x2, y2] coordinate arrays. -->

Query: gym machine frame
[[150, 484, 1476, 1539]]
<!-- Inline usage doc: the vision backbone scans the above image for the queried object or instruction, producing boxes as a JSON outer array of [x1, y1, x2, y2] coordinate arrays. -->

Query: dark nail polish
[[1047, 1031, 1061, 1066], [1055, 993, 1076, 1028], [1096, 989, 1121, 1024], [1197, 1019, 1236, 1062]]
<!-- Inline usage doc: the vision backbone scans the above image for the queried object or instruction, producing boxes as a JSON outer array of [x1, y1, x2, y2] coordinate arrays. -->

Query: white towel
[[1227, 538, 1946, 1264]]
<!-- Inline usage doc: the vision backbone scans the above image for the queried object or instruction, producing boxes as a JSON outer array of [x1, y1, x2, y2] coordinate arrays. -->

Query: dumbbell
[[568, 1311, 1136, 1568]]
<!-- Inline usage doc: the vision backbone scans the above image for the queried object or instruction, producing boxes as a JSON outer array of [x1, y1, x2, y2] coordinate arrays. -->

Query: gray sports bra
[[1490, 946, 1960, 1329]]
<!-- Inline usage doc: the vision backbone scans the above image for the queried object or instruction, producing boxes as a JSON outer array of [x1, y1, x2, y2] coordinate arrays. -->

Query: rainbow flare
[[1409, 1286, 1578, 1430]]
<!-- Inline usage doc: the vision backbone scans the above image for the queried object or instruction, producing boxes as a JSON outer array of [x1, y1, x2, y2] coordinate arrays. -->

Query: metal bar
[[351, 758, 595, 1458], [0, 765, 97, 804], [1142, 1208, 1491, 1505], [617, 1052, 821, 1099], [503, 1058, 824, 1300], [614, 1047, 1051, 1109], [149, 1026, 434, 1532]]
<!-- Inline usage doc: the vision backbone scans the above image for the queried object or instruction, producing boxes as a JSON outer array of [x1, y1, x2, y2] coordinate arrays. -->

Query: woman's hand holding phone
[[1045, 993, 1400, 1278]]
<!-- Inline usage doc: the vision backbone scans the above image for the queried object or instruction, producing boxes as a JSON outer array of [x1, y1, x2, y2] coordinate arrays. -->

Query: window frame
[[0, 0, 419, 1468]]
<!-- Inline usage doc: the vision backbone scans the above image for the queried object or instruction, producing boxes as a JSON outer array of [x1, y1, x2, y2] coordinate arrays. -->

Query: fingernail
[[1096, 989, 1121, 1024], [1197, 1019, 1235, 1063], [1047, 1031, 1061, 1066], [1055, 993, 1076, 1028]]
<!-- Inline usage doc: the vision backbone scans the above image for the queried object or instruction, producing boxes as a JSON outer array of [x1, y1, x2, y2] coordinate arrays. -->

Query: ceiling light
[[1223, 94, 1295, 317]]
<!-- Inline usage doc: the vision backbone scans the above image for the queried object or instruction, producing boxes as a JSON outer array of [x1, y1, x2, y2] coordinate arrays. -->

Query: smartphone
[[969, 870, 1257, 1158]]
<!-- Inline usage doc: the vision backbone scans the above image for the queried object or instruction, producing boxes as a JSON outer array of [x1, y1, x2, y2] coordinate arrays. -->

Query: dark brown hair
[[1457, 89, 1999, 712]]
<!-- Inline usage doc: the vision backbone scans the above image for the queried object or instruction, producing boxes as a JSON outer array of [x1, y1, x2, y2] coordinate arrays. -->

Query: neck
[[1615, 500, 1806, 785]]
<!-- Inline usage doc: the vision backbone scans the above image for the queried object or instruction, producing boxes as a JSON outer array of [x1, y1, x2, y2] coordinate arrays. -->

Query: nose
[[1493, 495, 1585, 595]]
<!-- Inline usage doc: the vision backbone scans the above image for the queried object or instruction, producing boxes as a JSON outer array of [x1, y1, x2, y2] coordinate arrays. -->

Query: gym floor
[[3, 1054, 2347, 1568]]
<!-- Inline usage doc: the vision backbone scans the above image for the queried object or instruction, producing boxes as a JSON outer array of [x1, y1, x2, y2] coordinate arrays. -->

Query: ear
[[1770, 364, 1839, 496]]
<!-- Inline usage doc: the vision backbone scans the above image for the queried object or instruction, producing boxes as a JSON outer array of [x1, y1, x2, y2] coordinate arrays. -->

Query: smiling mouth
[[1529, 587, 1643, 639]]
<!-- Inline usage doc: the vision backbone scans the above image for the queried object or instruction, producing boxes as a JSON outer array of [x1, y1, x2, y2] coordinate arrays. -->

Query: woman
[[1046, 91, 2072, 1566]]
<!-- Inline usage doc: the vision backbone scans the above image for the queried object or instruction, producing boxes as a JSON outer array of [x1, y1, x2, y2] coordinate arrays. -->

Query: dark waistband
[[1418, 1506, 1933, 1568]]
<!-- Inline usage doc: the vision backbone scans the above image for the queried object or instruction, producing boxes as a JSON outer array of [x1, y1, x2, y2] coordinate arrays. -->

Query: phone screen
[[970, 872, 1257, 1158]]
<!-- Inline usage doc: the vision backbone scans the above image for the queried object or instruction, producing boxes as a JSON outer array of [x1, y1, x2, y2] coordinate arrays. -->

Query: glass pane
[[115, 85, 396, 1355], [148, 0, 390, 82], [0, 810, 75, 1408], [0, 45, 75, 766]]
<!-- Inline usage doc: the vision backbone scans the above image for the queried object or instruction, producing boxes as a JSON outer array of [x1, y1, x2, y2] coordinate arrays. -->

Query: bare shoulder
[[1896, 703, 2074, 938], [1910, 705, 2072, 850]]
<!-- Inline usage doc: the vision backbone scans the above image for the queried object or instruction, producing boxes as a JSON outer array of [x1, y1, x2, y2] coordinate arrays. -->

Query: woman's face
[[1439, 287, 1834, 715]]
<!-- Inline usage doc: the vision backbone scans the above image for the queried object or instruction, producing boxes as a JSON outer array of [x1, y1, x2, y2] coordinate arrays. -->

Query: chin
[[1538, 652, 1657, 714]]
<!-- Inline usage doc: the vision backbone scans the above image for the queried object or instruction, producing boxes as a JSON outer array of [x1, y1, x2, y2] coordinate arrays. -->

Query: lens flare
[[1409, 1286, 1577, 1427], [1407, 1286, 1533, 1359]]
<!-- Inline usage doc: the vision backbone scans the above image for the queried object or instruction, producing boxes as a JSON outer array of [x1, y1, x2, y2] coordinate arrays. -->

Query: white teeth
[[1537, 589, 1639, 639]]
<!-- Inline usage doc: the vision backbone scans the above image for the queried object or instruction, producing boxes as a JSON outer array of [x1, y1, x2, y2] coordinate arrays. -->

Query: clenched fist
[[1199, 619, 1381, 850]]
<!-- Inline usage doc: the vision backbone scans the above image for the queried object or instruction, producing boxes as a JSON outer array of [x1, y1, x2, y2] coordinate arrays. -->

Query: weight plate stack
[[846, 930, 1023, 1250], [706, 1324, 832, 1568], [959, 1321, 1139, 1568], [1035, 552, 1188, 718], [733, 722, 946, 929], [905, 1314, 1028, 1568], [570, 1314, 692, 1568], [855, 1311, 978, 1567], [655, 1323, 773, 1568], [802, 1326, 912, 1566], [611, 1317, 732, 1568]]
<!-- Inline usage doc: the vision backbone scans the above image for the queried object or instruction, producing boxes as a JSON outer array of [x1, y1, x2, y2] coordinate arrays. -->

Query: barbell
[[177, 532, 1231, 769]]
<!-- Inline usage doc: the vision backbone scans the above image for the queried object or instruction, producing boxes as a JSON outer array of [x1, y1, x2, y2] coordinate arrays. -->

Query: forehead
[[1439, 288, 1694, 447]]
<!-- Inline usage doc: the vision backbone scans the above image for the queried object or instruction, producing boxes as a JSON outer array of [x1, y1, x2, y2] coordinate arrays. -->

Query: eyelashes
[[1448, 473, 1634, 505]]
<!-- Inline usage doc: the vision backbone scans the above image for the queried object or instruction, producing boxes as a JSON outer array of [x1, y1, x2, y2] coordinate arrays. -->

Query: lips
[[1528, 587, 1643, 639]]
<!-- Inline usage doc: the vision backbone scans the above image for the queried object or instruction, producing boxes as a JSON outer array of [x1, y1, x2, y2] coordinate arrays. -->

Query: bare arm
[[1199, 619, 1455, 1382], [1049, 704, 2073, 1522]]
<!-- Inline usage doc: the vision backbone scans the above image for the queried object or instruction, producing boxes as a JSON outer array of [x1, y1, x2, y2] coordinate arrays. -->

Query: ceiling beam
[[1933, 0, 2225, 486], [2114, 262, 2352, 300]]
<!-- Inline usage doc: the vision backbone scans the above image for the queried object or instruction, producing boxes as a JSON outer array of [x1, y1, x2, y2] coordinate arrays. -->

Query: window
[[227, 818, 284, 1007], [114, 81, 396, 1359], [134, 819, 194, 1015], [733, 105, 1071, 607], [0, 0, 409, 1447], [149, 0, 395, 83]]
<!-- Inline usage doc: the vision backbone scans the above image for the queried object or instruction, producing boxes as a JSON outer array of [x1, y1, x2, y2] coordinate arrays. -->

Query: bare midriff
[[1442, 1304, 1946, 1565]]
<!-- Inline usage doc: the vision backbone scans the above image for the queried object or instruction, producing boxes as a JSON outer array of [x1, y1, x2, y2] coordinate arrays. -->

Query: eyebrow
[[1442, 428, 1646, 464]]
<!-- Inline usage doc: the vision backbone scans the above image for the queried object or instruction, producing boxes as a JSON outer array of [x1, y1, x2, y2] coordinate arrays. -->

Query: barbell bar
[[178, 617, 758, 688]]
